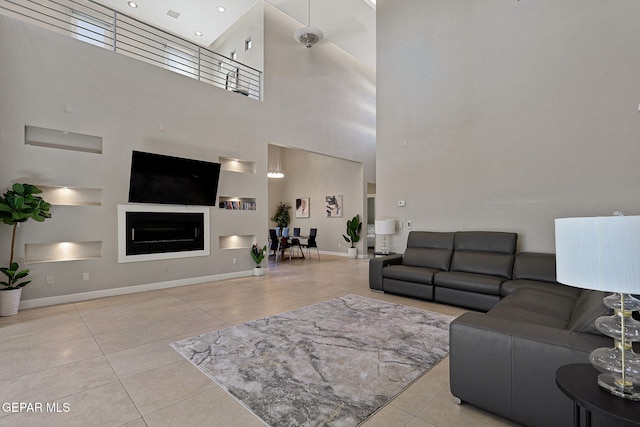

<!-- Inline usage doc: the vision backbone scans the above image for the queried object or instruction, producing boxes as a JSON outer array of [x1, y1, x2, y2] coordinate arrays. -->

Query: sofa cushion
[[501, 279, 581, 298], [454, 231, 517, 254], [488, 288, 577, 328], [512, 252, 557, 283], [383, 264, 438, 285], [401, 231, 455, 270], [434, 271, 504, 295], [450, 252, 515, 279], [449, 231, 517, 278], [568, 290, 611, 335]]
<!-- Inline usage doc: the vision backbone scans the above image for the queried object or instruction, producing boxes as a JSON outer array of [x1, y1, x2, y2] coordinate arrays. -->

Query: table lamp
[[555, 215, 640, 400], [375, 219, 395, 255]]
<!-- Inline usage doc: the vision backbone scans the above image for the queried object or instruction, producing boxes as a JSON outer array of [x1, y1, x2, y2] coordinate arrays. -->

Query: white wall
[[209, 1, 264, 73], [377, 0, 640, 253], [0, 1, 375, 304], [262, 4, 376, 185]]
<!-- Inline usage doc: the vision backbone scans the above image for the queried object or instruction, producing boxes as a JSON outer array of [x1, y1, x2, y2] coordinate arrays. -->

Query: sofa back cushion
[[568, 289, 611, 335], [512, 252, 557, 283], [449, 231, 518, 279], [402, 231, 455, 270]]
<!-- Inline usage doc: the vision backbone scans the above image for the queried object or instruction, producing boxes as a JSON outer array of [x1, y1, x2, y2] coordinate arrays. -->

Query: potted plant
[[342, 214, 362, 259], [0, 183, 52, 316], [251, 244, 267, 276], [270, 202, 291, 228]]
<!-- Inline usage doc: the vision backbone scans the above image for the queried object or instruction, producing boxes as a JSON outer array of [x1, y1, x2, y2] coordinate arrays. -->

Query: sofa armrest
[[449, 312, 611, 426], [368, 254, 403, 290]]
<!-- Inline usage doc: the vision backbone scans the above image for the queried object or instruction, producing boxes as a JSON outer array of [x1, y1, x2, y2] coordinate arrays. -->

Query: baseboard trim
[[19, 270, 254, 310]]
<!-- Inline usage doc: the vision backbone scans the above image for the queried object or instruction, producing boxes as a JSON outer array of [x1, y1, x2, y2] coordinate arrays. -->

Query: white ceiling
[[96, 0, 376, 69]]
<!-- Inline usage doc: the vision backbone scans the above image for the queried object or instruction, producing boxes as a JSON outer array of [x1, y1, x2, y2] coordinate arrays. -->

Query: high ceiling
[[96, 0, 376, 69]]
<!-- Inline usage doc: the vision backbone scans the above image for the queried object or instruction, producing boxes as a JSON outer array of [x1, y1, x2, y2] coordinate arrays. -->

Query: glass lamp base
[[381, 236, 390, 255], [597, 373, 640, 401], [590, 293, 640, 401]]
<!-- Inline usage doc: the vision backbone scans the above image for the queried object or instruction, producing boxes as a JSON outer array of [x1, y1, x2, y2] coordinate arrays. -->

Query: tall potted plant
[[270, 202, 291, 228], [0, 183, 52, 316], [251, 244, 267, 276], [342, 214, 362, 259]]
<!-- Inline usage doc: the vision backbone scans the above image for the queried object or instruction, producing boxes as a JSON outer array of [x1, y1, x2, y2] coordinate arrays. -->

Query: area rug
[[171, 294, 454, 427]]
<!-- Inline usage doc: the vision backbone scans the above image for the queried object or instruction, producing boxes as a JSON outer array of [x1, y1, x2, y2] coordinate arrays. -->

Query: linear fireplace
[[126, 212, 204, 255], [118, 205, 210, 263]]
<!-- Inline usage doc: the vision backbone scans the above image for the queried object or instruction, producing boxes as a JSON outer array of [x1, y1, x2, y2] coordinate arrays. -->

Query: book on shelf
[[219, 200, 256, 210]]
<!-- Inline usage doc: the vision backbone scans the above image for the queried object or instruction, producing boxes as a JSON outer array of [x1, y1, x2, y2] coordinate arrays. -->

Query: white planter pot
[[347, 247, 358, 259], [0, 288, 22, 316], [253, 267, 264, 276]]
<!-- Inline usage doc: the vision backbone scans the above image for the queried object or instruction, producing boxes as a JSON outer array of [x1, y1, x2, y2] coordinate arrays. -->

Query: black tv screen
[[128, 151, 221, 206]]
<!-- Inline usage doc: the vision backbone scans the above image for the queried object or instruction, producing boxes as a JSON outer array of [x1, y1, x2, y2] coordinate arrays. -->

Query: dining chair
[[290, 227, 304, 258], [268, 229, 280, 259], [302, 228, 319, 259]]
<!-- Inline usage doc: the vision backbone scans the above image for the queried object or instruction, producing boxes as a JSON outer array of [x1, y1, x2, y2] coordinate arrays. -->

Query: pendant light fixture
[[294, 0, 323, 48], [267, 146, 285, 179]]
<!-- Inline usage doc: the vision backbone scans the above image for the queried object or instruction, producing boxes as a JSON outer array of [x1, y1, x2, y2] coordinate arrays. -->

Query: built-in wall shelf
[[25, 125, 102, 154], [219, 235, 254, 250], [218, 196, 256, 210], [24, 241, 102, 264], [37, 186, 102, 206], [219, 157, 255, 174]]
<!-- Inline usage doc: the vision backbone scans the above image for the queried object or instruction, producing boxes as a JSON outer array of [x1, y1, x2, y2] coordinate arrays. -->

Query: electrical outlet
[[233, 257, 237, 264], [407, 220, 412, 229], [83, 273, 89, 281], [46, 275, 54, 285]]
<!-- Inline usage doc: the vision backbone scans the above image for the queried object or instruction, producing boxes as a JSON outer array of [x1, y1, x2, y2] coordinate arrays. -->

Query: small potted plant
[[342, 214, 362, 259], [251, 244, 267, 276], [0, 183, 52, 316]]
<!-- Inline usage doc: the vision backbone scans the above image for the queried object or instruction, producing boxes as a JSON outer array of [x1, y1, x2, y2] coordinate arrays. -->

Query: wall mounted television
[[128, 151, 221, 206]]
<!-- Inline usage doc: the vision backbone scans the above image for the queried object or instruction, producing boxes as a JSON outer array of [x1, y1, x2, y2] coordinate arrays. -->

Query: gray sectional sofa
[[369, 230, 518, 311], [369, 231, 619, 426]]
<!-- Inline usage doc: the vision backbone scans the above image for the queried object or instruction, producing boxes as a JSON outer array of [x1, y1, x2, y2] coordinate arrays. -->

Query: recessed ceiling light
[[218, 6, 226, 13], [127, 1, 138, 8], [195, 31, 203, 37]]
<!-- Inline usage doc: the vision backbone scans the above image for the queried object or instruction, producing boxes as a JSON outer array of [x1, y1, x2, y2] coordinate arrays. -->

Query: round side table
[[556, 364, 640, 427]]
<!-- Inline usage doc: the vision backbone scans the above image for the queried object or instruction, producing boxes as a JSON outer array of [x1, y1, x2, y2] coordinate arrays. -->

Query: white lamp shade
[[555, 215, 640, 294], [375, 219, 395, 235]]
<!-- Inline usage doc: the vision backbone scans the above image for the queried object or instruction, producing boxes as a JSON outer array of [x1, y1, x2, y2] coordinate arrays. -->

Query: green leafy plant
[[270, 202, 291, 228], [251, 244, 267, 267], [0, 183, 52, 290], [342, 214, 362, 248]]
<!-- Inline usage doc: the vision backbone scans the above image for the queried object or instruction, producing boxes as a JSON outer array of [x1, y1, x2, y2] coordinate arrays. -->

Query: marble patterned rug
[[171, 294, 454, 427]]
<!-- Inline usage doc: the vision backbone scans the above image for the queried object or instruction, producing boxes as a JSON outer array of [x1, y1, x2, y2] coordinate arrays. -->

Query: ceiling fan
[[294, 0, 324, 48]]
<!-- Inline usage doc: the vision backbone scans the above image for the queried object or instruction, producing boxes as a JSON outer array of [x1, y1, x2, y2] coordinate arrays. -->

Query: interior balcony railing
[[1, 0, 262, 100]]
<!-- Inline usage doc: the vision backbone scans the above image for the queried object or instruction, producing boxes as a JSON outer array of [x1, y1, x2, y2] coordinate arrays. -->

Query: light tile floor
[[0, 255, 518, 426]]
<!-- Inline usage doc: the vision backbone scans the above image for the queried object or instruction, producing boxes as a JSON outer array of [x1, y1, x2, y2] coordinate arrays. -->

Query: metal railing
[[0, 0, 262, 100]]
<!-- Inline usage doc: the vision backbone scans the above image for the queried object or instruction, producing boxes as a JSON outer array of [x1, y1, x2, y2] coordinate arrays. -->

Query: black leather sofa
[[370, 231, 620, 426], [369, 230, 518, 311], [449, 252, 618, 426]]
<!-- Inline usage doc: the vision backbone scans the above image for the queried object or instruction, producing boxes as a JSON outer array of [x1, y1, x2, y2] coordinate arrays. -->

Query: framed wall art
[[296, 197, 310, 218], [326, 195, 343, 218]]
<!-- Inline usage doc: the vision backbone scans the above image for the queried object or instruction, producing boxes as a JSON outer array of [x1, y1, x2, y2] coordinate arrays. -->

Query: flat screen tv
[[128, 151, 221, 206]]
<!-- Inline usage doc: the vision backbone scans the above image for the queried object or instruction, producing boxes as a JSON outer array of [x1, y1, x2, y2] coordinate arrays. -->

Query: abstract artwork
[[326, 195, 342, 218], [295, 197, 309, 218]]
